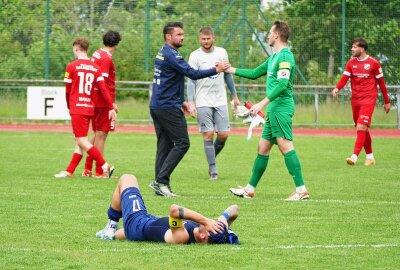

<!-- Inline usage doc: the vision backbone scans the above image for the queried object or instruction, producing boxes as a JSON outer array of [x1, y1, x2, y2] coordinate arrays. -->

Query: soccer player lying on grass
[[96, 174, 240, 244]]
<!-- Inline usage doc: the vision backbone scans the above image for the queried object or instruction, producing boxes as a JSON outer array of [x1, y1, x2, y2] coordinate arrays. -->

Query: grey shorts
[[196, 105, 230, 133]]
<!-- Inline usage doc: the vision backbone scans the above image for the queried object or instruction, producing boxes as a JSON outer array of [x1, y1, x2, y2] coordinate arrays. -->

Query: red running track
[[1, 123, 399, 138]]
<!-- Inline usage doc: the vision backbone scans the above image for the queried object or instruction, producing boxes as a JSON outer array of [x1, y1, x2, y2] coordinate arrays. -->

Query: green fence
[[1, 0, 400, 85]]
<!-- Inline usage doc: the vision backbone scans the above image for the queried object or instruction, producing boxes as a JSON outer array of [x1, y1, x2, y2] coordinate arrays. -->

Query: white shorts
[[196, 105, 230, 133]]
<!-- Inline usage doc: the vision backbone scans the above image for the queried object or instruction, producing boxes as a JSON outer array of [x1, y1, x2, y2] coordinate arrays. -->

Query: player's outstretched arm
[[169, 204, 223, 234], [218, 204, 239, 227], [215, 59, 231, 73]]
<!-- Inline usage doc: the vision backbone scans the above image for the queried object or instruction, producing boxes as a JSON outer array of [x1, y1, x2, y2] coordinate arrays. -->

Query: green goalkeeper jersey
[[235, 47, 295, 113]]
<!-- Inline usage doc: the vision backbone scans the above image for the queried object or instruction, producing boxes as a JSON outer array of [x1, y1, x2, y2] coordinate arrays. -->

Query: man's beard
[[173, 41, 183, 48]]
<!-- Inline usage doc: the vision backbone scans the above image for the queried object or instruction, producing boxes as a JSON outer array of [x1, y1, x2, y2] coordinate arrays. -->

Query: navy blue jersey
[[150, 44, 218, 109], [122, 187, 199, 243], [143, 217, 199, 244]]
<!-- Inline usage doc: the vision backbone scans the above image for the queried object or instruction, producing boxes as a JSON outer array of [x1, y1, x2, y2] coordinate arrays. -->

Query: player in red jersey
[[332, 38, 391, 166], [54, 37, 117, 178], [83, 31, 121, 178]]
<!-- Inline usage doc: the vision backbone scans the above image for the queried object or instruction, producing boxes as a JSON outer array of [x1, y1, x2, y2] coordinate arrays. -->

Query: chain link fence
[[1, 1, 399, 127]]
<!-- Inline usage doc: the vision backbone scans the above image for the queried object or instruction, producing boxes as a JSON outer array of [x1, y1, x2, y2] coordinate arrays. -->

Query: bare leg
[[94, 131, 108, 154], [110, 174, 140, 211], [97, 174, 139, 240], [115, 229, 126, 240], [75, 136, 94, 152]]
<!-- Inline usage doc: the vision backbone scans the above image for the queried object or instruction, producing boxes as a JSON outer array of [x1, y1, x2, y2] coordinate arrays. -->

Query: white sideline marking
[[185, 196, 400, 205], [270, 243, 400, 250], [290, 199, 400, 205], [3, 243, 399, 253]]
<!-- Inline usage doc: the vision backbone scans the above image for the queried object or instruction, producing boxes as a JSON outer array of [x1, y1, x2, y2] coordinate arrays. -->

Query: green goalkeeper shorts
[[261, 111, 293, 144]]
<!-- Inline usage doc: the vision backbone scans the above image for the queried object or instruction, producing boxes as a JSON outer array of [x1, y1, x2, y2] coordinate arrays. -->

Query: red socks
[[85, 152, 105, 175], [364, 131, 372, 154], [87, 146, 106, 168], [84, 156, 93, 171], [66, 153, 83, 174], [95, 163, 103, 175], [353, 130, 367, 156]]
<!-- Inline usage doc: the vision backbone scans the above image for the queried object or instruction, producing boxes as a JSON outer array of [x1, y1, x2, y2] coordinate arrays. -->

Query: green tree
[[271, 0, 400, 85]]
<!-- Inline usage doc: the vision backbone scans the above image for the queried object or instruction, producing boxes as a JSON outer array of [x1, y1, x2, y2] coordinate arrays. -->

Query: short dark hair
[[199, 26, 214, 36], [73, 37, 89, 52], [352, 37, 368, 51], [273, 20, 290, 42], [208, 222, 228, 244], [103, 30, 121, 47], [163, 22, 183, 40]]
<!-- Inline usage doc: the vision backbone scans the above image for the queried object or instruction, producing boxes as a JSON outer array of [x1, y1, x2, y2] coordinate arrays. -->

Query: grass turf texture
[[0, 95, 398, 127], [0, 131, 399, 269]]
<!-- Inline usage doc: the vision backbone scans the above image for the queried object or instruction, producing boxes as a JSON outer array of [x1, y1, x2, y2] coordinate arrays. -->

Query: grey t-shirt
[[188, 46, 229, 107]]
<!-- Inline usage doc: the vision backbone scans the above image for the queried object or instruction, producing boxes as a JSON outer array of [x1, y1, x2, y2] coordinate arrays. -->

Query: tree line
[[1, 0, 399, 86]]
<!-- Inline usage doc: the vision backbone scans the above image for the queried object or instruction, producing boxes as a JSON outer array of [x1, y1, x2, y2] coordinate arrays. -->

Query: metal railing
[[0, 80, 399, 128]]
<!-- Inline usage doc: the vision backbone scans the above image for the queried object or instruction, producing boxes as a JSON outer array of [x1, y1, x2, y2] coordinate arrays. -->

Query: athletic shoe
[[346, 157, 357, 165], [96, 222, 118, 240], [229, 186, 254, 199], [82, 169, 92, 177], [94, 172, 106, 178], [285, 191, 310, 201], [154, 190, 163, 196], [54, 171, 72, 178], [149, 181, 178, 197], [210, 173, 219, 181], [103, 165, 115, 178], [364, 159, 376, 166]]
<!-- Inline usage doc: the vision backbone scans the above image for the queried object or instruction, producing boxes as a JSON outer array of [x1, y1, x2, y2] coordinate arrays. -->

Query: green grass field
[[0, 131, 399, 269], [1, 94, 398, 127]]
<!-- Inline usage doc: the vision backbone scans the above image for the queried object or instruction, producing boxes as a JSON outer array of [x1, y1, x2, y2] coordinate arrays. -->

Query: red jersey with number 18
[[64, 59, 105, 116], [342, 56, 383, 105]]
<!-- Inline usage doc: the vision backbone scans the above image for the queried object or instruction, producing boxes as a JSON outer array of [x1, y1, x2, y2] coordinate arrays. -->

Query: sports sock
[[245, 184, 255, 193], [350, 154, 358, 162], [248, 154, 269, 188], [204, 140, 217, 174], [95, 163, 103, 175], [364, 131, 373, 155], [366, 153, 374, 160], [353, 130, 367, 156], [214, 138, 226, 157], [84, 155, 93, 171], [65, 153, 83, 174], [107, 206, 122, 222], [296, 185, 307, 193], [284, 150, 305, 187], [87, 146, 106, 167]]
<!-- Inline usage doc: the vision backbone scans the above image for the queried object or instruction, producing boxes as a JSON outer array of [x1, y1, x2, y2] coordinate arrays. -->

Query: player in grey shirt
[[187, 27, 240, 180]]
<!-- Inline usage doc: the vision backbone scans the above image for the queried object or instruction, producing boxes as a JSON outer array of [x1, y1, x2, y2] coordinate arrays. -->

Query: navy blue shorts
[[121, 187, 157, 241]]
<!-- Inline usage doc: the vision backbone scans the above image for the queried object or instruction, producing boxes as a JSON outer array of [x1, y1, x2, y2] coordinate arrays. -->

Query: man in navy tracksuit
[[149, 22, 229, 197]]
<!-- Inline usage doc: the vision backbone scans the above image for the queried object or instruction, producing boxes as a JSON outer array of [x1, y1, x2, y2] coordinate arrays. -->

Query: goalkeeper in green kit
[[226, 21, 309, 201]]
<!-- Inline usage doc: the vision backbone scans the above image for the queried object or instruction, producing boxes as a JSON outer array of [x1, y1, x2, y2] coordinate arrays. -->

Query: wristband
[[169, 216, 183, 228], [222, 212, 230, 221], [178, 207, 184, 219]]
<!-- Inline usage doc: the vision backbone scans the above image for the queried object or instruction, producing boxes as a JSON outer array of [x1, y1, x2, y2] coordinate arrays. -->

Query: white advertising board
[[27, 86, 70, 120]]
